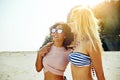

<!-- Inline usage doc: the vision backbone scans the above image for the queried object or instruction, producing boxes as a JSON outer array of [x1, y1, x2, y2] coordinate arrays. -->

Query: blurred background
[[42, 0, 120, 51], [0, 0, 119, 51], [0, 0, 120, 80], [93, 0, 120, 51]]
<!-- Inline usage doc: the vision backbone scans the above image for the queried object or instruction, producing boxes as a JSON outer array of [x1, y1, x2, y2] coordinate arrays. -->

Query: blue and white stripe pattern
[[69, 52, 91, 66]]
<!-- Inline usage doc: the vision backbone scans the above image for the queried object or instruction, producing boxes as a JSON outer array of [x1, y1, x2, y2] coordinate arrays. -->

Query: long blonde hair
[[67, 6, 103, 53]]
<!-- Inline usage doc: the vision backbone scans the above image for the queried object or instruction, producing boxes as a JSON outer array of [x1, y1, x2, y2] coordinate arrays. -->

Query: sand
[[0, 51, 41, 80], [0, 51, 120, 80], [102, 51, 120, 80]]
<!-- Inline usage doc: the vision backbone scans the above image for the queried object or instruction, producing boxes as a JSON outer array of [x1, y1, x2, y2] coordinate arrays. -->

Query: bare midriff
[[44, 71, 64, 80], [71, 64, 93, 80]]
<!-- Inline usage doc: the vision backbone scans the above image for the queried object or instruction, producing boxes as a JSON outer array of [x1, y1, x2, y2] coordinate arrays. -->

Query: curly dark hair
[[41, 22, 74, 49]]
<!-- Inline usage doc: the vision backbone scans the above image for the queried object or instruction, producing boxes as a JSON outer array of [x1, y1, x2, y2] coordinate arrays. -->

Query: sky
[[0, 0, 104, 51]]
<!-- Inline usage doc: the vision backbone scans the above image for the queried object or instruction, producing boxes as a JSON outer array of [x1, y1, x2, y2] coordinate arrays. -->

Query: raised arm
[[35, 42, 53, 72]]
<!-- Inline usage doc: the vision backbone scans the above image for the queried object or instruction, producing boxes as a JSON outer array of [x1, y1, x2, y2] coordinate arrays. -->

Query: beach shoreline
[[0, 51, 120, 80]]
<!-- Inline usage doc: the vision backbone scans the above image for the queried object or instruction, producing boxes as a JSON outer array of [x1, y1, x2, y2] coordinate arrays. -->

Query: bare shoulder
[[86, 40, 99, 48], [86, 40, 98, 53], [85, 40, 92, 48]]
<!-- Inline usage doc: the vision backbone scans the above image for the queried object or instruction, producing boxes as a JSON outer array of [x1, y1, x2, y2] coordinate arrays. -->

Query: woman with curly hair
[[35, 22, 74, 80]]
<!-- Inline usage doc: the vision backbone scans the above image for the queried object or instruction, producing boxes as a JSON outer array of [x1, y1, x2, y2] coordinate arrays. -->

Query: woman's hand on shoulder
[[38, 42, 53, 56]]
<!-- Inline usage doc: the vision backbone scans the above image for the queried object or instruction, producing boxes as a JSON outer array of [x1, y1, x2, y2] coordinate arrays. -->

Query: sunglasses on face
[[51, 28, 63, 34]]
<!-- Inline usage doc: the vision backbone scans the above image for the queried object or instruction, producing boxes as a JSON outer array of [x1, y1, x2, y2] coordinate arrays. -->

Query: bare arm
[[88, 42, 105, 80], [35, 50, 44, 72], [35, 42, 53, 72]]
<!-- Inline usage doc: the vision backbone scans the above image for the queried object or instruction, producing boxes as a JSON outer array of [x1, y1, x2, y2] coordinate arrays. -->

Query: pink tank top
[[43, 45, 70, 76]]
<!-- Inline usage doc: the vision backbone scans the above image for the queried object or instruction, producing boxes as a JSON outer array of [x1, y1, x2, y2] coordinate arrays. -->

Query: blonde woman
[[67, 6, 105, 80]]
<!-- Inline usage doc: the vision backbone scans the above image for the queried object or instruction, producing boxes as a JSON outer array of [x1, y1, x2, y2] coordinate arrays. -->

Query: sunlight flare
[[78, 0, 104, 8]]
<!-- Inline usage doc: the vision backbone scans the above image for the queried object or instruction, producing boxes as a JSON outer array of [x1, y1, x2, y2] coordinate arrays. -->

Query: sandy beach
[[0, 51, 120, 80]]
